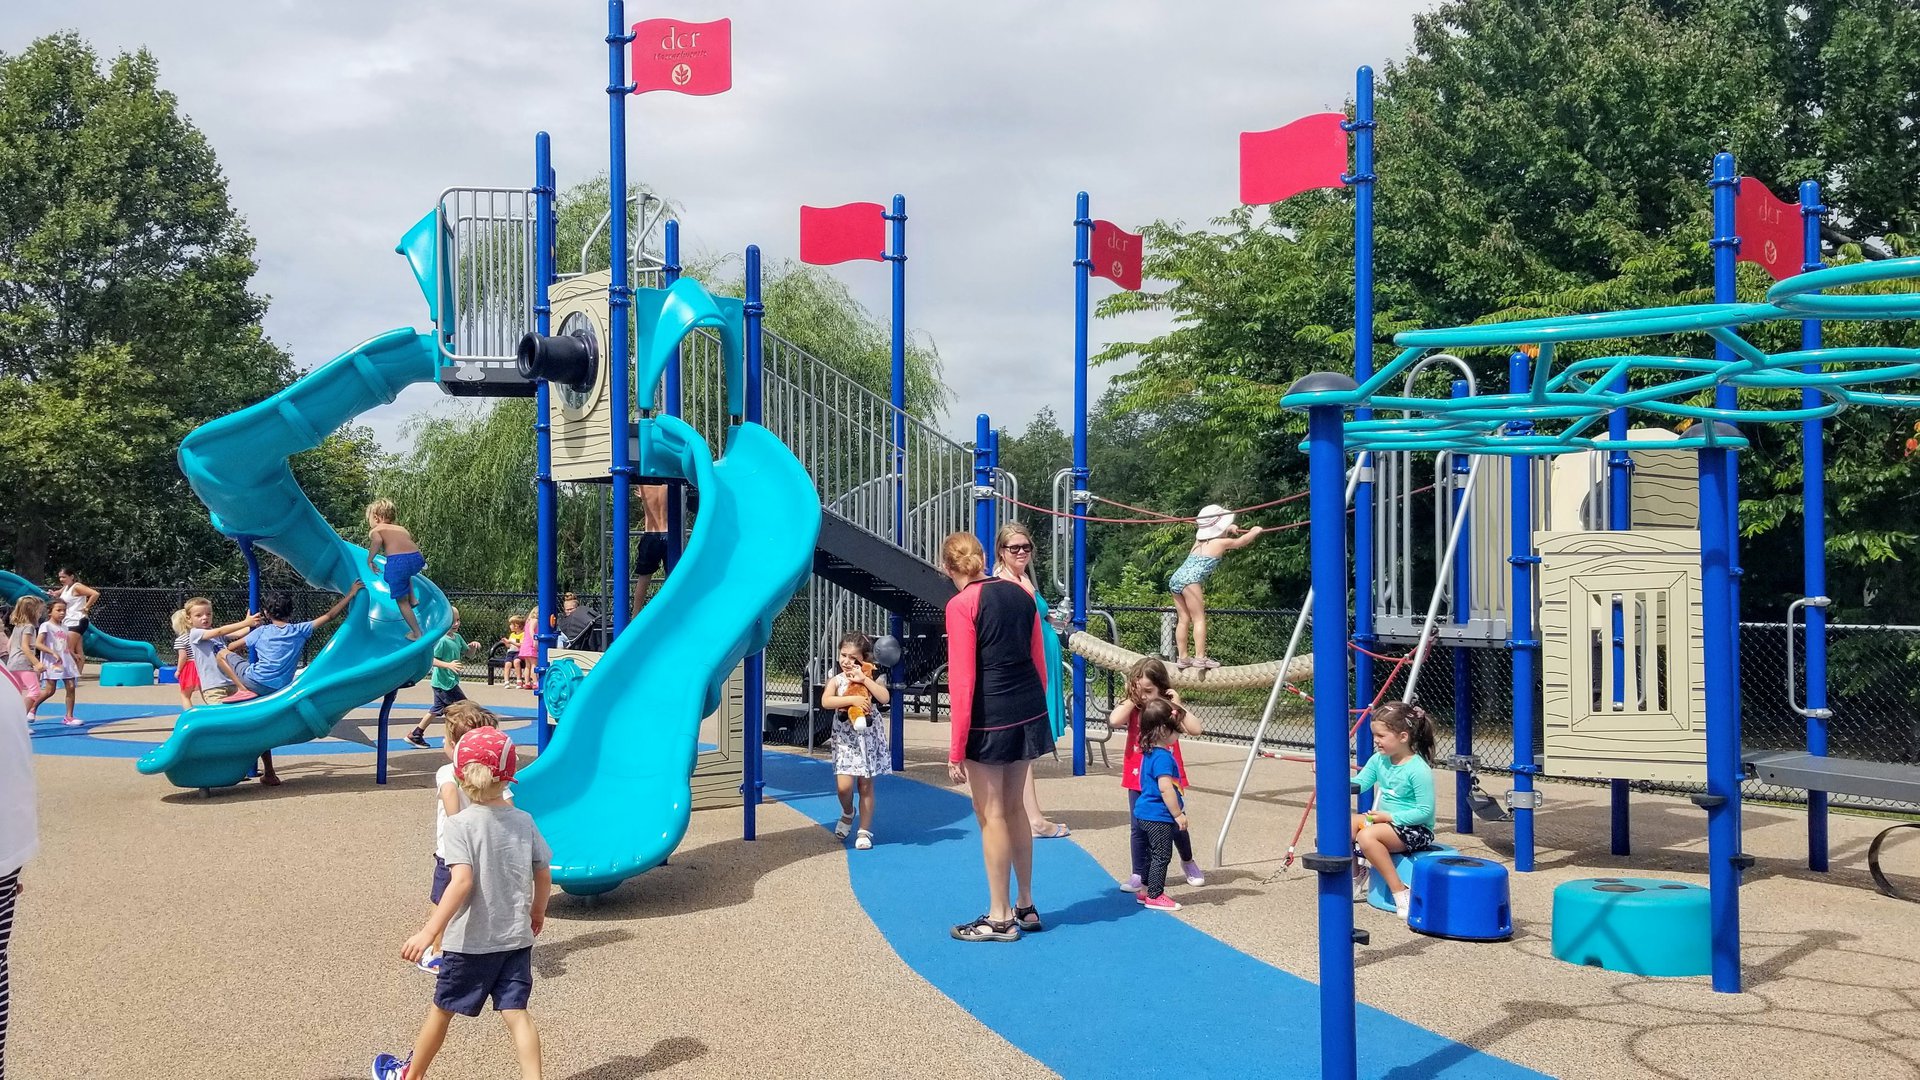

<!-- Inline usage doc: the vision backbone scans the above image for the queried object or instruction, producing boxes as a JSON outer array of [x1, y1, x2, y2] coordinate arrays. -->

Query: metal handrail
[[1787, 596, 1835, 719]]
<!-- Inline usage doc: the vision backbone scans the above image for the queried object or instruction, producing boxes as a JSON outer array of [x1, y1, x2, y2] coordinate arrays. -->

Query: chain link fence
[[1095, 604, 1920, 812], [72, 585, 1920, 810]]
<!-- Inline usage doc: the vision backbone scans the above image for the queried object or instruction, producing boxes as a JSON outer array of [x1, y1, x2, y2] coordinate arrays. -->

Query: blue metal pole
[[986, 428, 1002, 568], [742, 243, 766, 841], [974, 414, 995, 567], [884, 195, 907, 773], [1800, 180, 1830, 872], [1349, 67, 1378, 797], [239, 538, 261, 615], [1709, 154, 1744, 841], [1698, 431, 1742, 993], [1608, 365, 1633, 855], [1070, 192, 1092, 778], [1305, 396, 1357, 1080], [606, 0, 635, 641], [1449, 380, 1474, 835], [662, 220, 685, 580], [1508, 351, 1538, 873], [533, 131, 558, 748]]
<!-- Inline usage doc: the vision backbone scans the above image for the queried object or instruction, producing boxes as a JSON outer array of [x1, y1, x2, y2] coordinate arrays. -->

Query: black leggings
[[1128, 789, 1192, 876], [1135, 819, 1176, 899], [1, 870, 17, 1080]]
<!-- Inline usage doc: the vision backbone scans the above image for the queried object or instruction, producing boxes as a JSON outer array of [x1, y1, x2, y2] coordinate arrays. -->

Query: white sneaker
[[1352, 866, 1370, 904], [1394, 887, 1411, 921], [854, 829, 873, 850]]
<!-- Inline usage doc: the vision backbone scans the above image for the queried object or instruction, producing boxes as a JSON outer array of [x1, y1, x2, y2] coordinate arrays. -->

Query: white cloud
[[7, 0, 1427, 450]]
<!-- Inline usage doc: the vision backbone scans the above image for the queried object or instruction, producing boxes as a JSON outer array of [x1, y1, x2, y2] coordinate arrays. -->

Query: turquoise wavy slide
[[515, 417, 816, 893], [137, 328, 452, 789], [0, 571, 161, 666]]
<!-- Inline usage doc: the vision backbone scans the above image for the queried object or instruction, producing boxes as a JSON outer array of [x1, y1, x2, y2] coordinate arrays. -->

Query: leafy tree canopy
[[1056, 0, 1920, 614]]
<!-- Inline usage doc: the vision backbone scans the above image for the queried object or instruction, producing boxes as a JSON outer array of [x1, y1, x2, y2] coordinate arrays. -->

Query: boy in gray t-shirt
[[376, 727, 551, 1080]]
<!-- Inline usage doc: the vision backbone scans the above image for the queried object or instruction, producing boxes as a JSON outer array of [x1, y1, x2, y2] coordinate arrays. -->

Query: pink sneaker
[[1175, 657, 1193, 670], [1140, 894, 1182, 912]]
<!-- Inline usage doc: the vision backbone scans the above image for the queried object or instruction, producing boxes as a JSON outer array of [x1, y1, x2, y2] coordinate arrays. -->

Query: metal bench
[[1744, 750, 1920, 901]]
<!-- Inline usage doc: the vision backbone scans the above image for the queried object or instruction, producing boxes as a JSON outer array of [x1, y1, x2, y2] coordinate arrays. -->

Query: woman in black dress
[[942, 532, 1052, 942]]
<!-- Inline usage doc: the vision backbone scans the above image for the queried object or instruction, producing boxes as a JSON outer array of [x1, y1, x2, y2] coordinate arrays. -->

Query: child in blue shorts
[[376, 726, 551, 1080], [367, 498, 427, 641]]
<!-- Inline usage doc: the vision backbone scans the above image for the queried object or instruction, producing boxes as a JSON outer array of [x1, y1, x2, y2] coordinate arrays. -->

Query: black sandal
[[1014, 905, 1044, 933], [950, 914, 1021, 942]]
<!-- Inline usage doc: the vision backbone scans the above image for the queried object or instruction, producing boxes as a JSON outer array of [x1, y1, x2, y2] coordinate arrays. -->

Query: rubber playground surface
[[13, 681, 1920, 1079]]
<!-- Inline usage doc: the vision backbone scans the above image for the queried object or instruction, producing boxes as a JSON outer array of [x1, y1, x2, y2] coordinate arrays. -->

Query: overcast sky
[[7, 1, 1430, 447]]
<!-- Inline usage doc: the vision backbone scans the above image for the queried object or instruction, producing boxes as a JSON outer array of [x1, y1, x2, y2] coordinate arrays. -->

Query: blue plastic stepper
[[1409, 855, 1513, 941], [1551, 877, 1710, 977]]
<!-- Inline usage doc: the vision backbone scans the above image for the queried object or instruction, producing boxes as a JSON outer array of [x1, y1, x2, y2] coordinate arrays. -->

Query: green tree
[[1093, 0, 1920, 616], [0, 33, 377, 586]]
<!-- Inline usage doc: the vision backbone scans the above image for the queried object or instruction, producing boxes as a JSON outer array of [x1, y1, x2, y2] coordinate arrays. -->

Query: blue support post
[[239, 537, 261, 615], [1300, 387, 1357, 1080], [742, 243, 766, 840], [1698, 430, 1743, 993], [1608, 368, 1633, 855], [1347, 67, 1378, 798], [974, 414, 996, 567], [1709, 154, 1744, 840], [533, 131, 558, 747], [662, 221, 685, 579], [606, 0, 636, 640], [1070, 192, 1093, 777], [376, 689, 398, 785], [1799, 180, 1830, 871], [1508, 351, 1538, 873], [1448, 380, 1474, 835], [884, 196, 908, 773]]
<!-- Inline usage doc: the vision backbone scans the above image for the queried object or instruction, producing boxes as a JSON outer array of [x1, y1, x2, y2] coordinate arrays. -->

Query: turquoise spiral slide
[[138, 328, 453, 788]]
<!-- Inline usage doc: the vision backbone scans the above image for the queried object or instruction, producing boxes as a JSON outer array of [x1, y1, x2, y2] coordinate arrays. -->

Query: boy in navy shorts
[[374, 726, 551, 1080]]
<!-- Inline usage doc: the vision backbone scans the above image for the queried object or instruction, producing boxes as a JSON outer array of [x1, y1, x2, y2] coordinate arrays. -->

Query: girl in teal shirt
[[1350, 701, 1438, 920]]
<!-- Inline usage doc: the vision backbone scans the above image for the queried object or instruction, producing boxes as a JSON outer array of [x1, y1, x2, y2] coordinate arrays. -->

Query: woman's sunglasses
[[1003, 543, 1034, 554]]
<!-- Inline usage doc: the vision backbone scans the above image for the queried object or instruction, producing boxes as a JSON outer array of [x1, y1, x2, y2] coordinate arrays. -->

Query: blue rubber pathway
[[764, 751, 1545, 1080], [26, 703, 541, 759]]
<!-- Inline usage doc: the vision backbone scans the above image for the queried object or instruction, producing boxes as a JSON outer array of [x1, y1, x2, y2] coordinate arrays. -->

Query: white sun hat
[[1195, 504, 1236, 541]]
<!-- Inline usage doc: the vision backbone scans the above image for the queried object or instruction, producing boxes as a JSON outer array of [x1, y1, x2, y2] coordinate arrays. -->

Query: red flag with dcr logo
[[1089, 220, 1143, 291], [632, 18, 732, 96], [1735, 176, 1803, 282], [799, 203, 886, 265]]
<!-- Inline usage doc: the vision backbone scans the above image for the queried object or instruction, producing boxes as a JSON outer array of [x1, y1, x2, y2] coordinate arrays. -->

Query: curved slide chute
[[512, 415, 818, 894], [0, 571, 161, 667], [137, 328, 453, 789]]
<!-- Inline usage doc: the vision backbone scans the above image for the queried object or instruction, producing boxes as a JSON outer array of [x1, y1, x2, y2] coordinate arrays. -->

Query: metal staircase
[[671, 309, 1012, 684]]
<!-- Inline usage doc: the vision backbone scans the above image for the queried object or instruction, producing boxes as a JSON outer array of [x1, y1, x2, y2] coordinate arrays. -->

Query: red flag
[[799, 203, 885, 265], [1239, 112, 1348, 205], [1735, 175, 1803, 282], [1089, 220, 1143, 291], [631, 18, 732, 96]]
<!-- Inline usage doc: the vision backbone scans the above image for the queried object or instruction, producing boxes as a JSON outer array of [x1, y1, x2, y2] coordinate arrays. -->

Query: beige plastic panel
[[548, 271, 615, 482], [1542, 431, 1699, 533], [1537, 530, 1706, 783], [547, 649, 744, 812]]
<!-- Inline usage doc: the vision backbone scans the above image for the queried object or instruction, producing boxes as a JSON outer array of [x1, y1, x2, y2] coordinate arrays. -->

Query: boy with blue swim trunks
[[367, 498, 426, 641], [375, 726, 551, 1080]]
